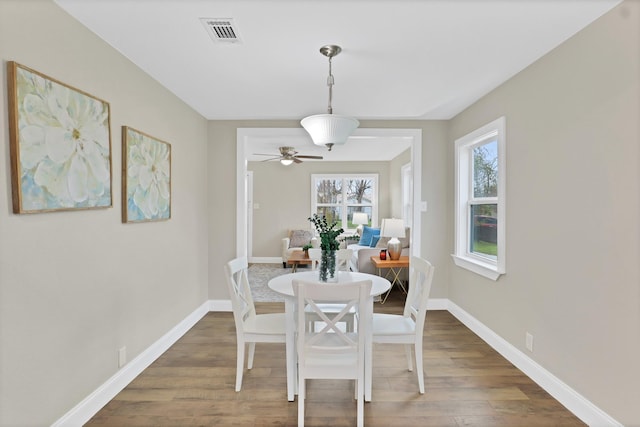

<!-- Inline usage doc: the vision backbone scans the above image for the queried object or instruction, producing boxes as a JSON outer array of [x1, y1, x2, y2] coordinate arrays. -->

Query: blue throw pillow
[[369, 235, 381, 247], [358, 226, 380, 246]]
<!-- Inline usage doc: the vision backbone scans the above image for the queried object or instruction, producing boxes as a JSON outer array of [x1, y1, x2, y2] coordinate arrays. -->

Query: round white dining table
[[268, 270, 391, 298], [268, 270, 390, 402]]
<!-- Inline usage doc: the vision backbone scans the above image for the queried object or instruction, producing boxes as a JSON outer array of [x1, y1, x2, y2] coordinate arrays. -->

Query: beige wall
[[0, 1, 209, 425], [448, 2, 639, 425]]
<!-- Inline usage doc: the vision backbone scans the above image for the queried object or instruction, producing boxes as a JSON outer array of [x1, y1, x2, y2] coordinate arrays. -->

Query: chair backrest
[[403, 256, 435, 327], [307, 248, 322, 271], [336, 248, 353, 272], [294, 279, 371, 355], [224, 257, 256, 334]]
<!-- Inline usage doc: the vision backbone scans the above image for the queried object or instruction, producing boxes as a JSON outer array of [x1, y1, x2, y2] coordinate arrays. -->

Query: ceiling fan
[[253, 146, 323, 165]]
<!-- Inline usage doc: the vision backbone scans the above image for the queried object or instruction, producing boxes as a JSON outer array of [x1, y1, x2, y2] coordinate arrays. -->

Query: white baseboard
[[249, 256, 281, 264], [52, 301, 211, 427], [446, 301, 621, 427], [55, 297, 620, 427]]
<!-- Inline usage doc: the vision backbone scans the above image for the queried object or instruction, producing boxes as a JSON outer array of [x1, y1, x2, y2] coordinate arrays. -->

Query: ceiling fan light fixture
[[253, 146, 323, 164], [301, 45, 359, 151]]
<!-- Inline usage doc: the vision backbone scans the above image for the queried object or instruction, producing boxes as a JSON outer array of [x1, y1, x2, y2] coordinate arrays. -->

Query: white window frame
[[311, 174, 378, 232], [453, 117, 506, 280]]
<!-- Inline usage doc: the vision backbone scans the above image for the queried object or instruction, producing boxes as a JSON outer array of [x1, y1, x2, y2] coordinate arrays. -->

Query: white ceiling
[[54, 0, 621, 161]]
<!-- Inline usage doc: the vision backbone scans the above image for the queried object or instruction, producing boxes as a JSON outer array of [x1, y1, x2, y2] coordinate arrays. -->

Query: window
[[311, 174, 378, 231], [453, 117, 505, 280]]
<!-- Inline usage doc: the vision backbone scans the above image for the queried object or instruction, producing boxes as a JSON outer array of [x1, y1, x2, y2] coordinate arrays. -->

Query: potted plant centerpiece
[[308, 214, 343, 282]]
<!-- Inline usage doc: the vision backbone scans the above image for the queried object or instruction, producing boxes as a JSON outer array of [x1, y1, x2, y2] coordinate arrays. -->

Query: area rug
[[247, 263, 293, 302]]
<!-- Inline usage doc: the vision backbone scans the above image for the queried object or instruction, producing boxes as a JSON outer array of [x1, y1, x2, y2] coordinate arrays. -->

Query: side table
[[370, 255, 410, 303], [287, 250, 312, 272]]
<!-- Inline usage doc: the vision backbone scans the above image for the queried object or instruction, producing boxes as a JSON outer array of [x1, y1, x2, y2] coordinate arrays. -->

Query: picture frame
[[7, 61, 112, 214], [122, 126, 171, 223]]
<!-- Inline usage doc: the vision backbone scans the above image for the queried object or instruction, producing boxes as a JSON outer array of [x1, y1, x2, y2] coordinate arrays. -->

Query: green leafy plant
[[308, 214, 343, 251], [302, 243, 313, 252], [341, 234, 360, 244]]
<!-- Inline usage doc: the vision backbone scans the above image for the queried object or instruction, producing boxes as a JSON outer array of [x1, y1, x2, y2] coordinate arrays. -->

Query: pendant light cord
[[327, 56, 334, 115]]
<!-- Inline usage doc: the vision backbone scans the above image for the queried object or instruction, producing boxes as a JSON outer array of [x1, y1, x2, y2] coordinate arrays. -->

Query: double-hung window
[[311, 174, 378, 232], [453, 117, 506, 280]]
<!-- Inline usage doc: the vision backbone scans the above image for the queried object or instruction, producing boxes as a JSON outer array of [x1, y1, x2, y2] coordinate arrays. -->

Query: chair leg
[[415, 343, 425, 394], [235, 342, 245, 392], [298, 377, 305, 426], [356, 378, 364, 427], [247, 342, 256, 369], [347, 315, 354, 332], [404, 344, 414, 371]]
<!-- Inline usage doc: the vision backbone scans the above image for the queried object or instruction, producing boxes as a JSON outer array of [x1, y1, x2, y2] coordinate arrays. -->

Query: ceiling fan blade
[[260, 157, 280, 162], [253, 153, 279, 156], [295, 155, 324, 160], [293, 157, 303, 164]]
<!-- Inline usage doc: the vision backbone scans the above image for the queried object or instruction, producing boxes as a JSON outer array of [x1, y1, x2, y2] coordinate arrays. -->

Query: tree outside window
[[313, 174, 377, 231], [471, 141, 498, 258]]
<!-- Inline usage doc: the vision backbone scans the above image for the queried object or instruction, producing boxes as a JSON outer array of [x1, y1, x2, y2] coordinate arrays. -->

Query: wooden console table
[[287, 250, 313, 272], [370, 255, 410, 303]]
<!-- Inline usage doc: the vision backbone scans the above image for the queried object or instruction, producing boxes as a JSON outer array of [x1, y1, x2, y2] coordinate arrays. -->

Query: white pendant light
[[301, 45, 359, 151]]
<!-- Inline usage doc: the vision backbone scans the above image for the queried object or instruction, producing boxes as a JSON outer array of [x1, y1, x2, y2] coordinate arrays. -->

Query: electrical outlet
[[525, 333, 534, 352], [118, 346, 127, 368]]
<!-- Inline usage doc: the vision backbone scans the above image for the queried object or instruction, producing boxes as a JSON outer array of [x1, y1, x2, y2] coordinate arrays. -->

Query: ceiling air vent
[[200, 18, 242, 43]]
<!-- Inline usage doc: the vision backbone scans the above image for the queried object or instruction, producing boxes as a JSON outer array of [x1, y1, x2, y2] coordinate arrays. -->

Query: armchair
[[281, 229, 318, 268]]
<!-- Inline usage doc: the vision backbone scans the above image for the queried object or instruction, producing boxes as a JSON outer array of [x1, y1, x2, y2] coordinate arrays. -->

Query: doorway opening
[[237, 128, 423, 261]]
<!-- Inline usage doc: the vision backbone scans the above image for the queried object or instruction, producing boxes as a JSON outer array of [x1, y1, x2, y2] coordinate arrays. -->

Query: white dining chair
[[294, 279, 372, 427], [372, 256, 434, 394], [307, 248, 322, 270], [224, 257, 286, 392], [336, 248, 353, 271], [305, 248, 356, 332]]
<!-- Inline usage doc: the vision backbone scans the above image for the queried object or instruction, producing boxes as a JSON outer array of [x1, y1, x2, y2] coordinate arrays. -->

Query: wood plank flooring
[[87, 289, 585, 426]]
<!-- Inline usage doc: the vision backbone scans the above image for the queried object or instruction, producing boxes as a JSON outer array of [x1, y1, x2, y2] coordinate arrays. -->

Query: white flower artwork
[[122, 126, 171, 223], [8, 62, 112, 213]]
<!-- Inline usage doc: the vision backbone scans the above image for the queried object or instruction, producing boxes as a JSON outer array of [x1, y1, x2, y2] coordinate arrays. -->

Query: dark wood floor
[[87, 289, 585, 426]]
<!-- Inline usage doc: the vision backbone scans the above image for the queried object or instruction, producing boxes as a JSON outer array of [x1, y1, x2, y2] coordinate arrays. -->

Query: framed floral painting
[[7, 62, 112, 213], [122, 126, 171, 223]]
